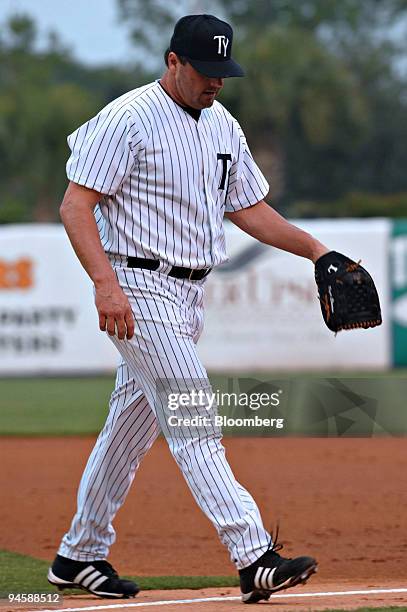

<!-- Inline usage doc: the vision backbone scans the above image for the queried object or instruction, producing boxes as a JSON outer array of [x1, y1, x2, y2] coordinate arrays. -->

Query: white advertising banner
[[0, 220, 391, 375], [0, 225, 119, 375], [198, 219, 391, 370]]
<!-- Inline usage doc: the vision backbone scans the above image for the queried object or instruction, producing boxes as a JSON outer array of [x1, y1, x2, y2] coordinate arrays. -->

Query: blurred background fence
[[0, 218, 406, 375]]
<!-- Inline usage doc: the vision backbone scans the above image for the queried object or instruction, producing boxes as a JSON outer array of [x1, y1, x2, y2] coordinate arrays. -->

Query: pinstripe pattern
[[59, 268, 271, 568], [59, 80, 272, 570], [59, 363, 159, 560], [66, 81, 269, 268]]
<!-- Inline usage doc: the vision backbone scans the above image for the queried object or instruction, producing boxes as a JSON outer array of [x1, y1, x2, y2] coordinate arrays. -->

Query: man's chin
[[200, 92, 218, 107], [199, 98, 216, 109]]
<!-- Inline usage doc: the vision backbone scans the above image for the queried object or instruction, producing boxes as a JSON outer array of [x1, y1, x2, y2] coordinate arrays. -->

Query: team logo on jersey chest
[[217, 153, 232, 190]]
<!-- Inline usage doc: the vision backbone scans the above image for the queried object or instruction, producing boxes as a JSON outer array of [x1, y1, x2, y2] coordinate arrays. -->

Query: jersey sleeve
[[66, 105, 141, 195], [225, 122, 269, 212]]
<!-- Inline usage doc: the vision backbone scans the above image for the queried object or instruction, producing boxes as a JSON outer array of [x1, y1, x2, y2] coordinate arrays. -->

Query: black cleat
[[47, 555, 139, 599], [239, 530, 317, 604]]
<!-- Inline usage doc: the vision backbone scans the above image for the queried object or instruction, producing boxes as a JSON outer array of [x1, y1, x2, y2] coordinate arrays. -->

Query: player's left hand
[[314, 251, 382, 333]]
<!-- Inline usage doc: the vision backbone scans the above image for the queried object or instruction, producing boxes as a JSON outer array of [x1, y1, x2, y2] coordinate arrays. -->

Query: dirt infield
[[0, 437, 406, 609]]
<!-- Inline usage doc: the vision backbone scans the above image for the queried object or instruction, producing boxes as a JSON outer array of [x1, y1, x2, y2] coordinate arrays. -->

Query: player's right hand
[[95, 281, 135, 340]]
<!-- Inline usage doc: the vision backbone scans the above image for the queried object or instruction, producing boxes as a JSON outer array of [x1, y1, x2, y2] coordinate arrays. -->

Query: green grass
[[0, 551, 57, 597], [0, 550, 238, 596], [0, 371, 406, 435], [0, 377, 114, 435]]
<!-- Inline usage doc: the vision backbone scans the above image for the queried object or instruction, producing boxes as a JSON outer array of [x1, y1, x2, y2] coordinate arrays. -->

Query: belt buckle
[[188, 269, 195, 281]]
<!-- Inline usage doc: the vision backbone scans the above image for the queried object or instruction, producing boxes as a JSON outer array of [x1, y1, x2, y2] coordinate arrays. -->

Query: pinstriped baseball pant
[[58, 266, 271, 569]]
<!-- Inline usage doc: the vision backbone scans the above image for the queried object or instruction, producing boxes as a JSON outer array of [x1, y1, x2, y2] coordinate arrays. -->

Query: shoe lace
[[266, 521, 283, 554], [93, 560, 119, 579]]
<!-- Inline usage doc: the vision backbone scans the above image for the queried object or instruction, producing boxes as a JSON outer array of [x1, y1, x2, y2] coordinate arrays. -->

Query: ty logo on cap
[[213, 35, 229, 57]]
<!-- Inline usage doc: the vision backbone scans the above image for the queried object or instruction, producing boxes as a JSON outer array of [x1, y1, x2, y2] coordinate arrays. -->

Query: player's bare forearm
[[60, 182, 115, 287], [60, 181, 134, 339], [225, 200, 328, 263]]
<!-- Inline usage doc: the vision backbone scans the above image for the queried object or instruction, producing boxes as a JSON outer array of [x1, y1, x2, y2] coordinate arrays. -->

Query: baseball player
[[48, 14, 328, 604]]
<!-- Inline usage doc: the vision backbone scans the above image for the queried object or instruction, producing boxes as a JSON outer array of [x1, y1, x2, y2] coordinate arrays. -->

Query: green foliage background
[[1, 0, 407, 222]]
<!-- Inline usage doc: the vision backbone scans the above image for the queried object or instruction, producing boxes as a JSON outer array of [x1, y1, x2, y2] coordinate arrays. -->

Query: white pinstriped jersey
[[60, 83, 273, 570], [66, 80, 269, 269]]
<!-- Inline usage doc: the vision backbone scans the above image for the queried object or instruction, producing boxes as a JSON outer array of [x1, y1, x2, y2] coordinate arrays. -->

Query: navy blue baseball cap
[[169, 14, 244, 78]]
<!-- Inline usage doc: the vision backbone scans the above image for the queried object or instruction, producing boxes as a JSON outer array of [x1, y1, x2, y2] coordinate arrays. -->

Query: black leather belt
[[126, 257, 211, 281]]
